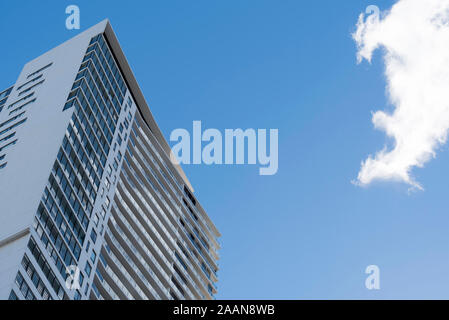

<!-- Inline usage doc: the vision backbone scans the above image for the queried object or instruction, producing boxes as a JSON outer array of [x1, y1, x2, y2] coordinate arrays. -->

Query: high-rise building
[[0, 20, 220, 300]]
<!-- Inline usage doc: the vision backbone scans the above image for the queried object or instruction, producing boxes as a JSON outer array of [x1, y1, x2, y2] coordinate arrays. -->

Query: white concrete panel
[[0, 20, 108, 242], [0, 232, 29, 299]]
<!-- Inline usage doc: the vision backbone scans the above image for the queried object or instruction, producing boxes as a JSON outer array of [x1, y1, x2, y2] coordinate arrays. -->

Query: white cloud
[[353, 0, 449, 190]]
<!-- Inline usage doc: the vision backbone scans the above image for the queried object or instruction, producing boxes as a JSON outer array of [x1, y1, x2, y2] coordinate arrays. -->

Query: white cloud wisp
[[353, 0, 449, 190]]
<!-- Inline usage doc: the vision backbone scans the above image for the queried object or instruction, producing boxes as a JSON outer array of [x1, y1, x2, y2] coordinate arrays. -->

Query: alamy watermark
[[65, 265, 81, 290], [170, 121, 278, 175], [66, 5, 80, 30], [366, 5, 380, 21], [365, 265, 380, 290]]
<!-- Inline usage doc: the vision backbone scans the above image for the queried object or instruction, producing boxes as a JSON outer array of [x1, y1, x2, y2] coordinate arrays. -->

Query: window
[[0, 118, 27, 136], [173, 265, 187, 285], [17, 74, 43, 91], [129, 135, 136, 147], [90, 250, 97, 263], [0, 132, 16, 144], [0, 87, 13, 100], [78, 273, 84, 287], [208, 284, 214, 295], [99, 252, 107, 267], [184, 186, 197, 206], [15, 272, 35, 300], [27, 237, 68, 300], [105, 178, 110, 190], [18, 79, 44, 96], [0, 111, 26, 128], [84, 262, 92, 277], [7, 93, 34, 110], [74, 290, 82, 300], [63, 99, 75, 111], [175, 251, 188, 271], [9, 98, 36, 115], [20, 255, 52, 300], [90, 229, 97, 243], [8, 290, 18, 300], [170, 290, 179, 300], [0, 140, 17, 153], [27, 62, 53, 79], [171, 278, 185, 297], [93, 213, 99, 226]]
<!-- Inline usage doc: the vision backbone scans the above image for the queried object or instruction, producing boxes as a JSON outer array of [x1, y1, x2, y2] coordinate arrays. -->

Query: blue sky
[[1, 0, 449, 299]]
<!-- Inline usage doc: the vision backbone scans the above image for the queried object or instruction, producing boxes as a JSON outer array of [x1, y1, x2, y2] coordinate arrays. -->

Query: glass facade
[[7, 26, 220, 301], [10, 32, 126, 300], [97, 111, 220, 300]]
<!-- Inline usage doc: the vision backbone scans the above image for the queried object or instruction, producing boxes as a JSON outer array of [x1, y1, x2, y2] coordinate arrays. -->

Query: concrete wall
[[0, 231, 30, 299], [0, 20, 108, 240], [0, 20, 108, 299]]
